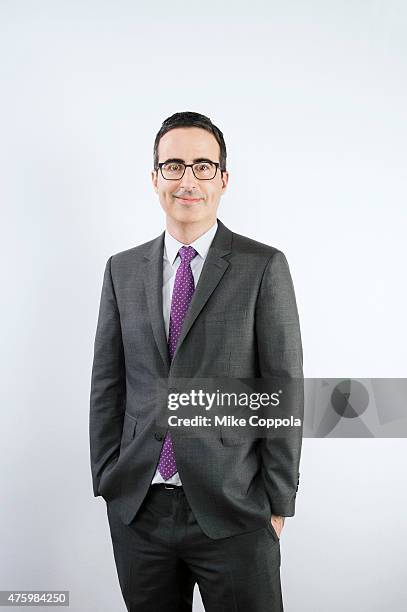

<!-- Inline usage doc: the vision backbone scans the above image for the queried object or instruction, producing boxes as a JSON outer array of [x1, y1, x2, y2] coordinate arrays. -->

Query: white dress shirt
[[151, 220, 219, 485]]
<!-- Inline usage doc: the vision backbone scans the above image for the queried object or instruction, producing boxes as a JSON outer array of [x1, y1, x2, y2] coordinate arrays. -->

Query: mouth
[[175, 196, 203, 204]]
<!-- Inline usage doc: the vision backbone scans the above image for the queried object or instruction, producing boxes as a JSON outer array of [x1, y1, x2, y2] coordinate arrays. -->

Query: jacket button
[[154, 432, 164, 441]]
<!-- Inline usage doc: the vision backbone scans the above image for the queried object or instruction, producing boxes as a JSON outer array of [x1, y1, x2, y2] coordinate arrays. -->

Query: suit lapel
[[143, 231, 170, 371], [172, 219, 232, 362], [142, 219, 233, 369]]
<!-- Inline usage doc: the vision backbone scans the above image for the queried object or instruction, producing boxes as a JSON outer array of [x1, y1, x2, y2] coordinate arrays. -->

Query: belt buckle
[[164, 485, 176, 490]]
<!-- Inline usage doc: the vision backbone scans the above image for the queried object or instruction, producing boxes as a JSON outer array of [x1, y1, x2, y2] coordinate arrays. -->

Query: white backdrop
[[1, 1, 406, 610]]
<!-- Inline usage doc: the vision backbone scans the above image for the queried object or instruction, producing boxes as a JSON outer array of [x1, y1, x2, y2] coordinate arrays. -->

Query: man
[[89, 111, 303, 611]]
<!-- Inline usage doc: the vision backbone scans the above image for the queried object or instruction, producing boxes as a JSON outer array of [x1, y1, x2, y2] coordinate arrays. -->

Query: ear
[[221, 170, 229, 193], [151, 169, 159, 194]]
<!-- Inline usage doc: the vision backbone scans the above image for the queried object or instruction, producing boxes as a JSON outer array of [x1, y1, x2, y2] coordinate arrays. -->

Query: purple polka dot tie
[[157, 246, 198, 480]]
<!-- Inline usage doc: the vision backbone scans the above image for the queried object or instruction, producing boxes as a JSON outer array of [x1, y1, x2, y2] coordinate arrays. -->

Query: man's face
[[152, 127, 228, 226]]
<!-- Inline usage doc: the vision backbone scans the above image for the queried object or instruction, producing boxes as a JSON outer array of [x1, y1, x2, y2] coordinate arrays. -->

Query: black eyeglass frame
[[156, 161, 224, 180]]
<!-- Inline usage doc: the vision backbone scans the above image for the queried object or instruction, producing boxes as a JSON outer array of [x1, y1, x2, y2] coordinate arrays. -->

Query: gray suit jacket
[[89, 218, 303, 538]]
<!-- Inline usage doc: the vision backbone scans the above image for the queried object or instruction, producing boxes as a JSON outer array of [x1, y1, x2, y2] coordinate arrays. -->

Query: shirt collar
[[164, 221, 218, 265]]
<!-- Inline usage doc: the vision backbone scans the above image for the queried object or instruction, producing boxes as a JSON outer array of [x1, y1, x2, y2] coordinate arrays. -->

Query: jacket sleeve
[[255, 250, 304, 517], [89, 256, 126, 497]]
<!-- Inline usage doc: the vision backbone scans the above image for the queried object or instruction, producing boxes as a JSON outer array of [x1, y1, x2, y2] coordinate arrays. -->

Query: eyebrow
[[161, 157, 216, 164]]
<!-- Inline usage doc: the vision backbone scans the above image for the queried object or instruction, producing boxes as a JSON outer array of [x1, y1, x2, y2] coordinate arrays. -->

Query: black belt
[[151, 483, 183, 490]]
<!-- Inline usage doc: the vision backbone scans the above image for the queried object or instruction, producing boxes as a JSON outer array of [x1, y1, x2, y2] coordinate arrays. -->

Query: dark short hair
[[153, 111, 227, 173]]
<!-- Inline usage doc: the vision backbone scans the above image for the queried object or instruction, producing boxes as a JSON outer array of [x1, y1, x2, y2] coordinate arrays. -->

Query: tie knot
[[179, 246, 197, 264]]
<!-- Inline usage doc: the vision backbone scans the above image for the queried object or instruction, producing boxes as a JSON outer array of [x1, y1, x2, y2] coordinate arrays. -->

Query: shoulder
[[107, 233, 163, 273], [110, 238, 156, 260], [229, 227, 285, 266]]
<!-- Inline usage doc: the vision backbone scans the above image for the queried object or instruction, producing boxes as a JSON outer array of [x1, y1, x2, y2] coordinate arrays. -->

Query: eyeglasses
[[157, 160, 221, 180]]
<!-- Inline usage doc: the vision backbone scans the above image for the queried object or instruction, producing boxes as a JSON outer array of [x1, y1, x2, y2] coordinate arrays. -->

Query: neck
[[166, 217, 217, 245]]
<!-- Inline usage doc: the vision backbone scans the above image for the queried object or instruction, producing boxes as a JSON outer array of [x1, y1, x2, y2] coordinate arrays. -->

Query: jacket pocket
[[220, 424, 247, 446], [120, 412, 138, 450], [206, 308, 248, 323]]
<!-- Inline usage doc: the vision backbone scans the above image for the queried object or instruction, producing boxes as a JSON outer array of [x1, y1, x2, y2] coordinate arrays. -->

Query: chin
[[169, 206, 206, 224]]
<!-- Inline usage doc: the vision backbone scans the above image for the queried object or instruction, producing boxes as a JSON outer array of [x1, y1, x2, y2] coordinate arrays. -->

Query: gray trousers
[[106, 484, 283, 612]]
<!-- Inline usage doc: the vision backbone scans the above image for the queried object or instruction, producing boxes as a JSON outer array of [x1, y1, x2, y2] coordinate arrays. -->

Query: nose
[[179, 165, 197, 188]]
